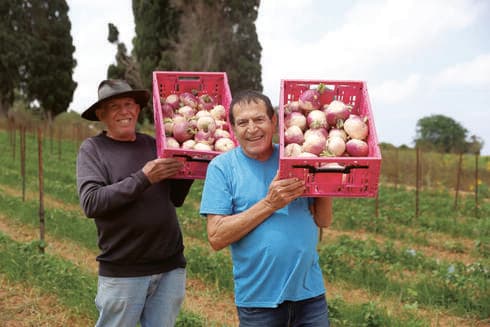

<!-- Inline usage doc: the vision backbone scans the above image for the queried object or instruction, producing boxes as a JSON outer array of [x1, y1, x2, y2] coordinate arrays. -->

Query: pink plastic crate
[[152, 71, 236, 179], [279, 79, 382, 197]]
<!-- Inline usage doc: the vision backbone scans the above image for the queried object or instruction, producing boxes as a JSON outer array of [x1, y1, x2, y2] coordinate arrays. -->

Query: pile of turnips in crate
[[160, 91, 236, 153], [283, 83, 370, 158]]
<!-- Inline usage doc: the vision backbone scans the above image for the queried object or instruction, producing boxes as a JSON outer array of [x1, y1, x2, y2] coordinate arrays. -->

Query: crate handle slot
[[178, 76, 201, 81], [292, 164, 369, 174], [174, 154, 211, 163]]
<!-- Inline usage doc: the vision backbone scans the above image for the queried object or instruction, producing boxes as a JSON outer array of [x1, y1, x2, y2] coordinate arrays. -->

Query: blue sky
[[67, 0, 490, 155]]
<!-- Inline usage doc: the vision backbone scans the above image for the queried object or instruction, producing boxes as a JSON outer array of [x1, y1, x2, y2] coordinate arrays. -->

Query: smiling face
[[232, 98, 277, 161], [96, 97, 140, 141]]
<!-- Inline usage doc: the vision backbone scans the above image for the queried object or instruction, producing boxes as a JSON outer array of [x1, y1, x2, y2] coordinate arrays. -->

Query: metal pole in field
[[37, 127, 45, 254]]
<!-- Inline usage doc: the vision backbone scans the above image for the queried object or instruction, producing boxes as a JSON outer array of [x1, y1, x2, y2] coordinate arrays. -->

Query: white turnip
[[194, 142, 213, 151], [173, 120, 194, 143], [180, 92, 198, 108], [163, 118, 174, 136], [194, 110, 212, 119], [161, 102, 174, 118], [298, 152, 318, 158], [304, 128, 328, 140], [210, 105, 226, 120], [324, 100, 351, 127], [302, 133, 326, 155], [166, 137, 180, 149], [307, 110, 327, 129], [214, 137, 236, 152], [299, 83, 325, 111], [346, 139, 369, 156], [325, 136, 346, 157], [343, 114, 368, 140], [284, 101, 301, 114], [194, 130, 215, 145], [198, 94, 216, 111], [165, 94, 180, 109], [284, 125, 304, 145], [285, 112, 307, 131], [328, 128, 347, 142], [182, 139, 196, 149], [214, 129, 231, 140], [177, 105, 196, 119], [196, 116, 216, 133], [284, 143, 303, 157]]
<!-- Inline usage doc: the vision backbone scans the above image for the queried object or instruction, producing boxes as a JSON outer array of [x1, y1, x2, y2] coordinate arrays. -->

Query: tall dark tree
[[0, 0, 76, 117], [0, 0, 30, 116], [131, 0, 262, 94], [132, 0, 181, 91], [414, 114, 469, 153], [172, 0, 262, 93], [24, 0, 77, 117], [219, 0, 262, 93], [107, 23, 143, 90]]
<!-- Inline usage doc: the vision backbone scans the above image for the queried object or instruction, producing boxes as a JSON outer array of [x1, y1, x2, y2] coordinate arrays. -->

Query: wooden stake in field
[[454, 152, 463, 210], [20, 125, 26, 201], [415, 147, 421, 219], [37, 127, 46, 254], [475, 152, 479, 218]]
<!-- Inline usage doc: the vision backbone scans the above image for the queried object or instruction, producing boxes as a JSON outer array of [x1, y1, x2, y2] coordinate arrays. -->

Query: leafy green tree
[[414, 114, 468, 153]]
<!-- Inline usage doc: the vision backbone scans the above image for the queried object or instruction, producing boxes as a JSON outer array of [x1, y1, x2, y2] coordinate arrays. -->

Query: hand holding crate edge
[[278, 80, 382, 198], [152, 71, 237, 179]]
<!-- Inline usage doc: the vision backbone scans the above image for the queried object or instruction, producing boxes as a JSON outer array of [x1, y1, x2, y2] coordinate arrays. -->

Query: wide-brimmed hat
[[81, 79, 151, 121]]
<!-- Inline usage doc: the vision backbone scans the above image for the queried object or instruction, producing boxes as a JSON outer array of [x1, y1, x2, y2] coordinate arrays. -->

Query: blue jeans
[[237, 294, 330, 327], [94, 268, 186, 327]]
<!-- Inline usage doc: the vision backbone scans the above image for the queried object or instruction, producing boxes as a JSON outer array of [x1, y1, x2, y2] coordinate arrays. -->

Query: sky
[[67, 0, 490, 155]]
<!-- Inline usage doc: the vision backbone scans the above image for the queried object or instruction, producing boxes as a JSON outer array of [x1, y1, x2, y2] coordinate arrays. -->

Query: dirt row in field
[[0, 275, 94, 327], [0, 184, 485, 326]]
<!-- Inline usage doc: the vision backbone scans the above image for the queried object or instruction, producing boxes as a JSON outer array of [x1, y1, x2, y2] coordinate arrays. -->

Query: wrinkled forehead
[[233, 98, 267, 116], [103, 96, 137, 107]]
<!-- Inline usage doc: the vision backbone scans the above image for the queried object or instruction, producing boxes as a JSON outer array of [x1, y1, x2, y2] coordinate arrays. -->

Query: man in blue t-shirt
[[200, 90, 333, 326]]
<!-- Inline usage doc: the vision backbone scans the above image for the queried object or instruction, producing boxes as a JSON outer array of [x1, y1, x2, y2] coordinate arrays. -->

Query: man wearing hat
[[76, 79, 193, 327]]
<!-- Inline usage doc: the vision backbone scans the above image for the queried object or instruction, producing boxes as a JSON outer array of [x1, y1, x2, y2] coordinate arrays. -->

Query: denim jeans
[[237, 294, 330, 327], [94, 268, 186, 327]]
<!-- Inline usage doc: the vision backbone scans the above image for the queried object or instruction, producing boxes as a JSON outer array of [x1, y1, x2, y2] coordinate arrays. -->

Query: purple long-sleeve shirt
[[76, 131, 193, 277]]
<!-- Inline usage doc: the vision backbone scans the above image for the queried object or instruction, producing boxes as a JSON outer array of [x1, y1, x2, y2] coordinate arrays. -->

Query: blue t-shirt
[[199, 144, 325, 308]]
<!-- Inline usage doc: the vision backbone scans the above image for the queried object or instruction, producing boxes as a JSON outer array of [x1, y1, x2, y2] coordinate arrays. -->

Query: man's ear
[[95, 107, 104, 121], [272, 113, 278, 132]]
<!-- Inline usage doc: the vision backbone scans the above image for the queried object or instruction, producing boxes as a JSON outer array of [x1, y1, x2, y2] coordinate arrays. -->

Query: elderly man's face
[[231, 99, 277, 161], [96, 97, 140, 141]]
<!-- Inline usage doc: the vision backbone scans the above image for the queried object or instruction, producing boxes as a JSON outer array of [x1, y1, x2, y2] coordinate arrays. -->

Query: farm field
[[0, 126, 489, 327]]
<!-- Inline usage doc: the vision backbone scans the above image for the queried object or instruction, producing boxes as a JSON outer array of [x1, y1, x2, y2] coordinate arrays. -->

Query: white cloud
[[370, 74, 422, 104], [431, 53, 490, 89], [257, 0, 484, 105]]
